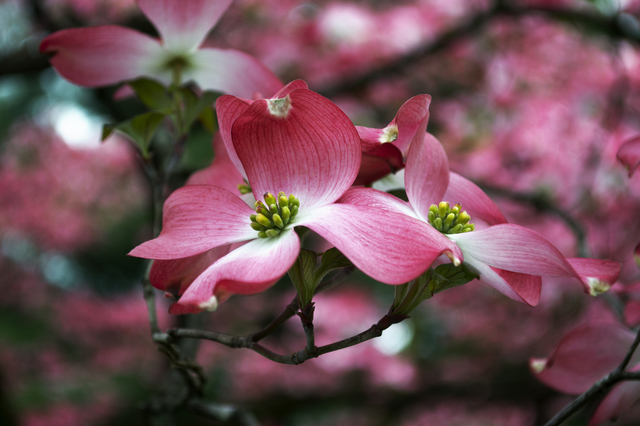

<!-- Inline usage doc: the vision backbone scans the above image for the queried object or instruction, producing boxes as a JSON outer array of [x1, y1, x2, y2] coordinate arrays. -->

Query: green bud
[[444, 213, 455, 227], [249, 214, 257, 223], [450, 224, 463, 234], [272, 214, 284, 229], [250, 222, 265, 231], [451, 203, 461, 215], [266, 228, 281, 238], [256, 213, 273, 228], [238, 184, 252, 194], [264, 193, 277, 207], [269, 203, 279, 215], [257, 206, 271, 217], [428, 210, 436, 224], [257, 231, 268, 239], [438, 201, 449, 218], [281, 206, 291, 224], [433, 217, 442, 230], [279, 194, 289, 208], [455, 212, 470, 225], [290, 204, 299, 218]]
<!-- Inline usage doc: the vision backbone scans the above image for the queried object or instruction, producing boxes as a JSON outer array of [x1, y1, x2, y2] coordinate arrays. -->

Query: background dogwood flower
[[530, 322, 640, 426], [39, 0, 283, 98]]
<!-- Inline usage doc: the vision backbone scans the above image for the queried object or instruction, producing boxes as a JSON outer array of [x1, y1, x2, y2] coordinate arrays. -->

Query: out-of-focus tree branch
[[319, 0, 640, 97]]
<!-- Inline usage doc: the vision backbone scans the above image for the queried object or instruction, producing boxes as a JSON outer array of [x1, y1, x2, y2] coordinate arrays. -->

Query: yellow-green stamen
[[428, 201, 475, 234], [250, 192, 300, 238]]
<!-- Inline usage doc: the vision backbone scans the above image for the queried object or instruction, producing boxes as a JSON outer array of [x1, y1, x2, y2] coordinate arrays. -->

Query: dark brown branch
[[543, 328, 640, 426], [169, 314, 407, 365]]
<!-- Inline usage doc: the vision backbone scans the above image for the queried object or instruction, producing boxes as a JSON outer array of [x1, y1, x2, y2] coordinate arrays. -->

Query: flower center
[[250, 192, 300, 238], [428, 201, 475, 234]]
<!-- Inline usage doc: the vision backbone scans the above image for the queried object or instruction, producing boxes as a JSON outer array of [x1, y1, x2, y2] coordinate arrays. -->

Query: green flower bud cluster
[[250, 192, 300, 238], [428, 201, 474, 234]]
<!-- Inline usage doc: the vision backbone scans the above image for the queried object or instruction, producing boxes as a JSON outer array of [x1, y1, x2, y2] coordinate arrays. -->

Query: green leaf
[[179, 87, 219, 134], [314, 248, 352, 286], [288, 250, 318, 306], [199, 105, 217, 133], [103, 111, 166, 157], [431, 263, 479, 294], [289, 248, 352, 306], [129, 78, 172, 110]]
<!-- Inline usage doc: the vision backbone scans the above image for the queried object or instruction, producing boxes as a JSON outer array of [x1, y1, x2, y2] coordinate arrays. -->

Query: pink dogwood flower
[[39, 0, 282, 98], [340, 131, 621, 305], [130, 84, 462, 314], [530, 322, 640, 425], [354, 94, 431, 185], [617, 135, 640, 178]]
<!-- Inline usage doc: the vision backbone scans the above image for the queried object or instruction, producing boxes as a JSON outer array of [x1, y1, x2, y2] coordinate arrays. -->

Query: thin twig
[[169, 314, 406, 365], [543, 328, 640, 426]]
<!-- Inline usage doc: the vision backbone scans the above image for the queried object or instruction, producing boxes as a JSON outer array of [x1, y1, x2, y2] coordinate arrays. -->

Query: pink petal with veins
[[173, 228, 300, 313], [354, 144, 405, 186], [531, 323, 638, 394], [338, 187, 418, 219], [128, 185, 256, 260], [356, 126, 386, 152], [137, 0, 232, 51], [215, 80, 305, 180], [216, 95, 252, 179], [465, 258, 541, 305], [40, 26, 167, 87], [232, 89, 361, 210], [450, 225, 620, 294], [445, 172, 508, 225], [405, 133, 450, 222], [150, 244, 232, 295], [616, 136, 640, 177], [392, 94, 431, 154], [296, 203, 462, 284], [188, 48, 283, 98]]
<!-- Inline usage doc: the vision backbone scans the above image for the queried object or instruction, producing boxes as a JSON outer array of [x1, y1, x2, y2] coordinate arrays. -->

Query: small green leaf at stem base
[[391, 263, 479, 315], [288, 248, 353, 307], [128, 78, 173, 110], [102, 111, 166, 159]]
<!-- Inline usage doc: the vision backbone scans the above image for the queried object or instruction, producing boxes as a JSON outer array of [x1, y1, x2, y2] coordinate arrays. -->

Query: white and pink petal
[[40, 26, 168, 87], [129, 185, 256, 260], [137, 0, 232, 52], [404, 133, 450, 222], [444, 172, 507, 226], [172, 228, 300, 313], [449, 224, 620, 294], [296, 203, 462, 285], [187, 48, 283, 99]]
